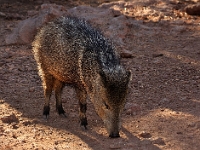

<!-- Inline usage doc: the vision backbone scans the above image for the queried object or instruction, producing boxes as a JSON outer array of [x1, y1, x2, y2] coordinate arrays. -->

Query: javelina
[[32, 16, 130, 138]]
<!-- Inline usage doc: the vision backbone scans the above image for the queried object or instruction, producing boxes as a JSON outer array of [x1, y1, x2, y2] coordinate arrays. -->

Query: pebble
[[185, 4, 200, 15], [120, 50, 134, 58], [176, 131, 183, 134], [112, 9, 121, 17], [152, 138, 166, 145], [54, 141, 59, 145], [0, 100, 5, 104], [22, 120, 32, 126], [139, 131, 152, 138], [152, 53, 163, 58], [29, 87, 35, 92], [0, 126, 4, 132], [12, 124, 19, 129], [12, 133, 18, 139], [1, 114, 19, 124], [169, 0, 180, 5]]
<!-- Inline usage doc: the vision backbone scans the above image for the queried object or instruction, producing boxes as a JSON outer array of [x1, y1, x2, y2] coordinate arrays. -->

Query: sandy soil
[[0, 0, 200, 149]]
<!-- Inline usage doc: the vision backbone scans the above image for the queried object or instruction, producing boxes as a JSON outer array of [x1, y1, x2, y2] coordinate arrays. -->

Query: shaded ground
[[0, 0, 200, 149]]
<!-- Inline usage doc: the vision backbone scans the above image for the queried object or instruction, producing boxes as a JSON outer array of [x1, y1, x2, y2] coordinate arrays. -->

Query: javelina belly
[[32, 17, 130, 138]]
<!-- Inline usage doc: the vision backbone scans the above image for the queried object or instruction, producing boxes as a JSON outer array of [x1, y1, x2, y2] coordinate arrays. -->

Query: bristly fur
[[32, 16, 130, 138], [53, 17, 121, 71]]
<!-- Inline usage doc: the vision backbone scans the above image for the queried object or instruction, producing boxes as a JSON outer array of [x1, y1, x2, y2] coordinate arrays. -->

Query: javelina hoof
[[80, 118, 88, 129], [109, 132, 120, 138], [43, 106, 50, 118], [56, 105, 66, 116]]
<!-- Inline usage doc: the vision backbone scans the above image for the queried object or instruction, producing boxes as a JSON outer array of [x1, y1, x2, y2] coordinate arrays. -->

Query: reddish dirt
[[0, 0, 200, 150]]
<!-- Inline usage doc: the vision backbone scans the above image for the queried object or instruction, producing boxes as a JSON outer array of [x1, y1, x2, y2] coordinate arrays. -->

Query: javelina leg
[[54, 79, 65, 116], [42, 73, 55, 118], [75, 88, 88, 129]]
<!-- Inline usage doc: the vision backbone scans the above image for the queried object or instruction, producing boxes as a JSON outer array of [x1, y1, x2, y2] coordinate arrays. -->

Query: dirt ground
[[0, 0, 200, 149]]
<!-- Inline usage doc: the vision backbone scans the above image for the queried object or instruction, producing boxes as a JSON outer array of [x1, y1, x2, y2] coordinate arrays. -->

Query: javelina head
[[92, 67, 131, 138]]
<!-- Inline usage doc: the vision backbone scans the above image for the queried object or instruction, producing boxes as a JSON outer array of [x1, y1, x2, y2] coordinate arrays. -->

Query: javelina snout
[[32, 16, 130, 137], [93, 69, 130, 138]]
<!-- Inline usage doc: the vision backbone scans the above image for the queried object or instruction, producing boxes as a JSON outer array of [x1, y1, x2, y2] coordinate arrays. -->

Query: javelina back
[[32, 16, 130, 138]]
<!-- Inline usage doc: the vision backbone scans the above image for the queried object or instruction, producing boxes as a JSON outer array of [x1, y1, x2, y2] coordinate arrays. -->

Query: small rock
[[12, 133, 17, 139], [54, 141, 59, 145], [152, 53, 163, 58], [29, 87, 35, 92], [176, 131, 183, 134], [185, 3, 200, 16], [152, 138, 166, 145], [112, 9, 121, 17], [0, 100, 5, 104], [169, 0, 180, 5], [0, 127, 4, 132], [139, 131, 152, 138], [120, 50, 134, 58], [12, 124, 19, 129], [21, 139, 26, 143], [23, 120, 32, 126], [1, 114, 19, 124]]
